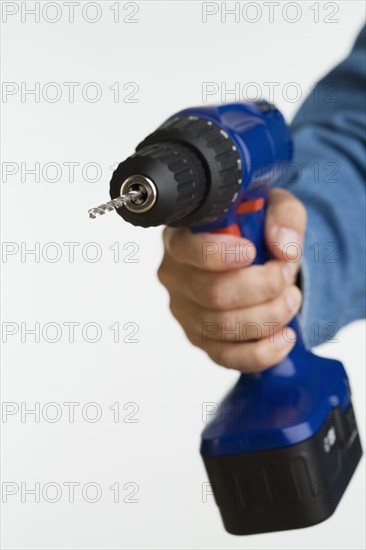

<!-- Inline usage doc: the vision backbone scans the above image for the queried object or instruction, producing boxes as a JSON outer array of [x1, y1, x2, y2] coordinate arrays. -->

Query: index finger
[[163, 227, 256, 272]]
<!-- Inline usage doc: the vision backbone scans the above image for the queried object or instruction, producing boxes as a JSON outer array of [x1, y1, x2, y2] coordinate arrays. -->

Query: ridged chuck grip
[[110, 141, 206, 227]]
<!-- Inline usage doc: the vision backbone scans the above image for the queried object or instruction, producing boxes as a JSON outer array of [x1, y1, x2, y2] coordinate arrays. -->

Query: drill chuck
[[110, 139, 209, 227], [109, 115, 243, 228]]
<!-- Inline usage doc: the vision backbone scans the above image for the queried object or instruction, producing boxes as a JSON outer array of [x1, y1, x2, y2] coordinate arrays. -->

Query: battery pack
[[202, 404, 362, 535]]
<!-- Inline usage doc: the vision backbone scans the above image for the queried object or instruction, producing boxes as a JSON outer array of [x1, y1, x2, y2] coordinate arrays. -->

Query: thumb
[[265, 188, 307, 262]]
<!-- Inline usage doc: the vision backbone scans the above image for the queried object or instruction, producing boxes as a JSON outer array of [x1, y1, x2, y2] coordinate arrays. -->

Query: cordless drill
[[89, 101, 362, 535]]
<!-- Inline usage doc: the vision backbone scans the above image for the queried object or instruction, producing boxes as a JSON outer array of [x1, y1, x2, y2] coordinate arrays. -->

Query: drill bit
[[88, 190, 142, 219]]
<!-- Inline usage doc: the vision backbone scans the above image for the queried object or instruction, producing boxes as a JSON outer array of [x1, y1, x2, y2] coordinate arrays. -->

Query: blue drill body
[[168, 103, 351, 456]]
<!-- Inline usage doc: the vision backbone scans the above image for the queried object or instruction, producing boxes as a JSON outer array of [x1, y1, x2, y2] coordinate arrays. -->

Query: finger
[[163, 227, 256, 272], [191, 328, 297, 372], [265, 188, 307, 263], [164, 259, 297, 310], [181, 285, 301, 343], [157, 252, 183, 293]]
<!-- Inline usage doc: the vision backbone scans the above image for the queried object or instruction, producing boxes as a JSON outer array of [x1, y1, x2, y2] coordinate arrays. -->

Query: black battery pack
[[202, 404, 362, 535]]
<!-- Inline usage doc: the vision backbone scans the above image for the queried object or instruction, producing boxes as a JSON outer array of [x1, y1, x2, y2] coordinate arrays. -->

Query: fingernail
[[274, 328, 296, 349], [282, 262, 294, 283], [277, 227, 302, 258], [285, 287, 301, 311]]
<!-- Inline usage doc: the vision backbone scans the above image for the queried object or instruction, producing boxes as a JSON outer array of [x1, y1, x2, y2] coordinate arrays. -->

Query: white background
[[1, 1, 365, 549]]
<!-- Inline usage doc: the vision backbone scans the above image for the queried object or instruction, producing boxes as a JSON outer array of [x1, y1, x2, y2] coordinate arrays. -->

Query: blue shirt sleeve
[[275, 25, 366, 348]]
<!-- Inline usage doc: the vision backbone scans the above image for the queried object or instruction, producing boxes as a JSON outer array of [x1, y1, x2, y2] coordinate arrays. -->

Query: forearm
[[275, 25, 366, 347]]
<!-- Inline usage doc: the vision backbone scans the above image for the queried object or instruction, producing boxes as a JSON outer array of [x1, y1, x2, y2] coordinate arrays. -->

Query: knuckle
[[157, 260, 178, 291], [208, 345, 232, 369], [185, 331, 202, 348], [169, 228, 193, 261], [169, 299, 182, 321], [157, 264, 167, 285], [157, 259, 173, 288], [206, 280, 230, 309], [264, 266, 282, 298]]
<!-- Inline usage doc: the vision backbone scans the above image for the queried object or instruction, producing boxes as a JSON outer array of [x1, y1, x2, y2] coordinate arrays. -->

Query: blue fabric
[[275, 25, 366, 348]]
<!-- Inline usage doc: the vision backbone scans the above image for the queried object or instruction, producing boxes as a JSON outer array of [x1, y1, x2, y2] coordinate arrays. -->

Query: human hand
[[158, 189, 307, 372]]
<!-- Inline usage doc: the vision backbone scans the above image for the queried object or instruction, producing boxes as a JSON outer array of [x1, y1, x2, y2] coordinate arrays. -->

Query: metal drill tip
[[88, 190, 142, 219]]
